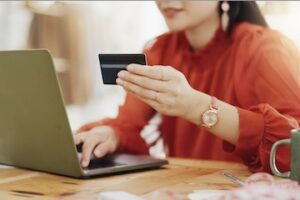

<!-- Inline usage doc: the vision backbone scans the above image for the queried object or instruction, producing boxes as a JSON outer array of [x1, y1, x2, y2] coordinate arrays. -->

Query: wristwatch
[[201, 96, 219, 128]]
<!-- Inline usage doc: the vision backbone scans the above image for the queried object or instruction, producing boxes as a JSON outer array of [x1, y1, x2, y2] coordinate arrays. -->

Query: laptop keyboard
[[87, 157, 125, 170], [76, 144, 125, 169]]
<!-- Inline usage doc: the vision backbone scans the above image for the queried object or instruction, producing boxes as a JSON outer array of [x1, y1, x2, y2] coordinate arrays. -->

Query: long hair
[[219, 1, 268, 33]]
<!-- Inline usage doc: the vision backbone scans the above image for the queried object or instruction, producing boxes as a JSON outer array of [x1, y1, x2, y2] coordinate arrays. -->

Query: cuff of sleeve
[[223, 107, 265, 157], [77, 118, 114, 133]]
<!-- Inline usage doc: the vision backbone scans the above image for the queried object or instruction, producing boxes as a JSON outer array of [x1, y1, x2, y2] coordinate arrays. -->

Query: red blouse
[[79, 23, 300, 172]]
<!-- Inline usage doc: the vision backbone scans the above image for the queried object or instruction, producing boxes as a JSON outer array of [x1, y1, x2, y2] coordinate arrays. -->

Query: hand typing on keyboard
[[73, 126, 119, 168]]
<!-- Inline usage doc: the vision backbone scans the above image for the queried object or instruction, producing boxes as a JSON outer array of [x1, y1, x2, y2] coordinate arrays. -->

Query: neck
[[184, 13, 220, 51]]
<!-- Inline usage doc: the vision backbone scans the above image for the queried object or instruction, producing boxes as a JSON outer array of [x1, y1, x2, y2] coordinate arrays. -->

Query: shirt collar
[[180, 26, 230, 58]]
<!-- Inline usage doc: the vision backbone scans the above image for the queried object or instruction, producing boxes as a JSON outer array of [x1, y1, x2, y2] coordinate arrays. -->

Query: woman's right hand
[[74, 126, 119, 168]]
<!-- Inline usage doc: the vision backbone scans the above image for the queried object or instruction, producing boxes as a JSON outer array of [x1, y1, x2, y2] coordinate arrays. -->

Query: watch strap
[[210, 96, 219, 110], [200, 96, 219, 128]]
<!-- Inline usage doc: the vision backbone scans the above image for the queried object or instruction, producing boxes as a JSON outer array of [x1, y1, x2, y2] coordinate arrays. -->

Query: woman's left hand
[[116, 64, 207, 122]]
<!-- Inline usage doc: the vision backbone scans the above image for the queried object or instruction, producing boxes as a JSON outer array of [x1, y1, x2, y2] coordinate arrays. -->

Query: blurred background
[[0, 1, 300, 156]]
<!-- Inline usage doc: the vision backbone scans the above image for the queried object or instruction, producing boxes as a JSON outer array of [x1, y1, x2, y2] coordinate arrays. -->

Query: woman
[[74, 1, 300, 173]]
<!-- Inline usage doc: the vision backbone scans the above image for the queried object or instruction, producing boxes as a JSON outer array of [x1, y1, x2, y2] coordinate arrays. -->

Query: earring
[[221, 1, 230, 32]]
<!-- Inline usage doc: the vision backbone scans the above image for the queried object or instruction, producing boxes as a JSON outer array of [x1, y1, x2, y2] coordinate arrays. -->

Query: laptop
[[0, 49, 168, 178]]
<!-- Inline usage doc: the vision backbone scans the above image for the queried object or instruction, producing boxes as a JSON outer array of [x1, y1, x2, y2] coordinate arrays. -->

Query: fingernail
[[118, 71, 125, 78], [127, 65, 134, 71], [116, 78, 123, 85], [94, 150, 101, 157], [81, 160, 88, 167]]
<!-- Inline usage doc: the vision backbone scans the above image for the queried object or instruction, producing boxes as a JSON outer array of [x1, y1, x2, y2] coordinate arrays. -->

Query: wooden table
[[0, 158, 251, 199]]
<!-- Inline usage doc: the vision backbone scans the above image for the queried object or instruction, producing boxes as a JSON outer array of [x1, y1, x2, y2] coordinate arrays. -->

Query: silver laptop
[[0, 49, 168, 178]]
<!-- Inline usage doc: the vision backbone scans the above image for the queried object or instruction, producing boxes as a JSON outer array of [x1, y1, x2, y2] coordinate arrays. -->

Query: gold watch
[[201, 96, 219, 128]]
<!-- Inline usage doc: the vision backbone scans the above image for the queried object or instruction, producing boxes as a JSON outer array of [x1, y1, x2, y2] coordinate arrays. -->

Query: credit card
[[99, 54, 147, 85]]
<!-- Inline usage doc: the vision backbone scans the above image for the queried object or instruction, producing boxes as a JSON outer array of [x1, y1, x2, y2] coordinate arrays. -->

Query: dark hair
[[219, 1, 268, 33]]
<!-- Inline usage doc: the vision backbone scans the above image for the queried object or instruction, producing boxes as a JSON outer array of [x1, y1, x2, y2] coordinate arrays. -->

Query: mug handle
[[270, 139, 291, 178]]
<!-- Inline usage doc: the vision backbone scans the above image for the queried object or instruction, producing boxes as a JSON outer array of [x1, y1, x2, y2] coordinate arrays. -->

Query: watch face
[[202, 110, 218, 127]]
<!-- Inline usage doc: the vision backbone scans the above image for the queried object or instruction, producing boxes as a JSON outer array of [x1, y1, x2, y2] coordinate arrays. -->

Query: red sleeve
[[224, 31, 300, 173], [77, 35, 168, 154], [78, 93, 155, 154]]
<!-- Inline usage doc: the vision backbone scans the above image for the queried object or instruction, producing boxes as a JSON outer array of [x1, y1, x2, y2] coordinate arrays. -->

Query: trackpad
[[86, 154, 125, 169]]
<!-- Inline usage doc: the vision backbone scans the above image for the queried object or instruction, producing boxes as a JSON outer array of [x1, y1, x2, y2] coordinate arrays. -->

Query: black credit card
[[99, 54, 147, 85]]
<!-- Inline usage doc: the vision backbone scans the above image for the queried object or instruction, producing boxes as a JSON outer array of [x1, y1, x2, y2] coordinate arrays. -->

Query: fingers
[[81, 136, 102, 167], [93, 141, 110, 158], [118, 76, 175, 106], [137, 95, 161, 111], [73, 131, 89, 145], [132, 90, 177, 116], [117, 78, 160, 102], [75, 127, 117, 168], [127, 64, 172, 81], [118, 70, 169, 92]]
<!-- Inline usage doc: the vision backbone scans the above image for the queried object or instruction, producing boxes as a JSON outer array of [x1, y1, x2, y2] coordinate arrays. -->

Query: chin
[[165, 21, 187, 32]]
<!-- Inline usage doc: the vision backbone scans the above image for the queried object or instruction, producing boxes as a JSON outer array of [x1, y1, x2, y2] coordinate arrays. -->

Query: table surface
[[0, 158, 251, 199]]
